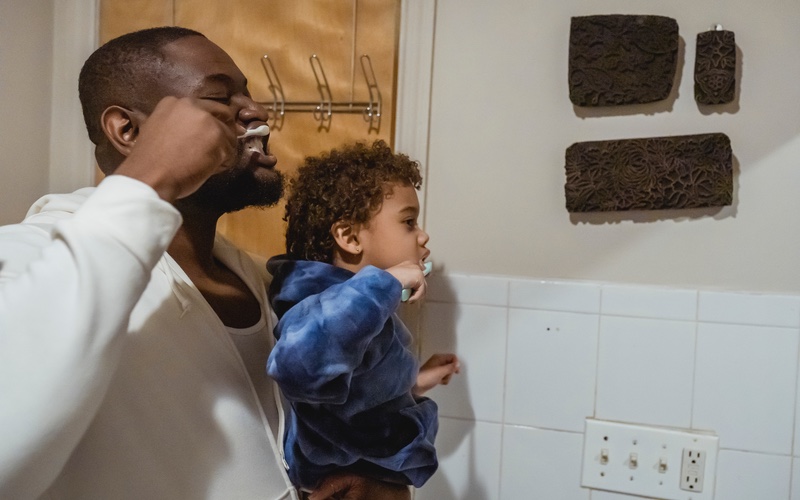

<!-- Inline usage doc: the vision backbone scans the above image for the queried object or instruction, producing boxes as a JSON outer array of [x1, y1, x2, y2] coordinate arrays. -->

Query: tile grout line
[[592, 286, 604, 421], [690, 291, 700, 430], [788, 302, 800, 498], [495, 278, 511, 500]]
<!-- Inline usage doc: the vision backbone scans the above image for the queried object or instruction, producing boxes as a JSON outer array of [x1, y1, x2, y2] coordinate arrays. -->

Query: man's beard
[[178, 165, 285, 215]]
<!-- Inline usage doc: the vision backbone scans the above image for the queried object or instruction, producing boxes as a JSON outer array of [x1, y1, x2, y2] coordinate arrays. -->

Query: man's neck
[[168, 211, 262, 329], [167, 212, 219, 277]]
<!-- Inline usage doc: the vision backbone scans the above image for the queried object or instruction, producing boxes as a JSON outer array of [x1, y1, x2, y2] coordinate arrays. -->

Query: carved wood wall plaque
[[568, 15, 679, 107], [694, 28, 736, 105], [564, 133, 733, 212]]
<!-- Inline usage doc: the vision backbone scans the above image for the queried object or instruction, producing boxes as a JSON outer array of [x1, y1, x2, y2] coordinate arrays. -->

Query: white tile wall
[[421, 302, 508, 422], [792, 459, 800, 500], [499, 426, 587, 500], [693, 323, 798, 454], [420, 273, 800, 499], [601, 285, 697, 321], [427, 273, 509, 306], [698, 291, 800, 327], [505, 309, 597, 432], [596, 316, 696, 427], [509, 279, 600, 313], [714, 450, 792, 500], [415, 418, 503, 500]]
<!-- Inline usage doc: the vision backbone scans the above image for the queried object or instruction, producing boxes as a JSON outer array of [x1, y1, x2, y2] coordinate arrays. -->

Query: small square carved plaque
[[564, 133, 733, 212], [568, 15, 679, 107]]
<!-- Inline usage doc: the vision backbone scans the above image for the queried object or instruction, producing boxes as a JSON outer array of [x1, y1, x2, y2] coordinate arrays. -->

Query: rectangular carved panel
[[568, 15, 679, 107], [694, 29, 736, 105], [565, 133, 733, 212]]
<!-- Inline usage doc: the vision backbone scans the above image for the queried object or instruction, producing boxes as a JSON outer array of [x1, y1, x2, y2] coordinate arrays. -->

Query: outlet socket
[[680, 448, 707, 492], [581, 419, 718, 500]]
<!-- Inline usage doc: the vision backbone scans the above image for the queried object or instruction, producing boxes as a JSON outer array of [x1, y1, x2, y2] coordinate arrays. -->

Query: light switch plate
[[581, 418, 718, 500]]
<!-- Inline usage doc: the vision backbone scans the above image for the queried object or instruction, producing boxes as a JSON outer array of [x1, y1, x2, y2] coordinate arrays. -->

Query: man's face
[[156, 36, 283, 214]]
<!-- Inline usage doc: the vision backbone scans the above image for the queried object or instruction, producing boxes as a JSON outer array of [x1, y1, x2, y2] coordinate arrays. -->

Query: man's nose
[[237, 97, 269, 124]]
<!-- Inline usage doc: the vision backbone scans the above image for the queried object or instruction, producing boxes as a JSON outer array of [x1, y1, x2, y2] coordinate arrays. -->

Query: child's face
[[355, 183, 430, 270]]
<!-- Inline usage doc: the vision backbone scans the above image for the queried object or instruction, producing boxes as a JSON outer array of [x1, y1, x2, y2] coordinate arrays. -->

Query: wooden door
[[99, 0, 400, 259]]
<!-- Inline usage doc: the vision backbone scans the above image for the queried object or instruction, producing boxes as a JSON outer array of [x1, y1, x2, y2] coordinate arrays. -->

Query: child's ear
[[331, 221, 361, 255]]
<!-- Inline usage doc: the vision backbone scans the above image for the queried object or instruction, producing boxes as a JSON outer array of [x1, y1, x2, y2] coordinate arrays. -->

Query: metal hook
[[360, 54, 382, 133], [260, 55, 285, 130], [310, 55, 333, 131], [256, 54, 382, 132]]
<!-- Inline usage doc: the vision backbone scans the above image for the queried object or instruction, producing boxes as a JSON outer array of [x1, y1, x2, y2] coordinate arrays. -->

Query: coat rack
[[259, 54, 382, 133]]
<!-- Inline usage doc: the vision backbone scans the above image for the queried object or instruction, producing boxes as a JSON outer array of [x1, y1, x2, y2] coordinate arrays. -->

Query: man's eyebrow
[[203, 73, 248, 88]]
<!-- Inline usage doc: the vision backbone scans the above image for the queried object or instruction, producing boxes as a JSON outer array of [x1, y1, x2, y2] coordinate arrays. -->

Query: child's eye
[[405, 219, 416, 228]]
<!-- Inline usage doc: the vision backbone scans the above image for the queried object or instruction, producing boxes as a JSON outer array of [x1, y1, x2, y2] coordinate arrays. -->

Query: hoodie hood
[[267, 255, 355, 319], [26, 187, 96, 218]]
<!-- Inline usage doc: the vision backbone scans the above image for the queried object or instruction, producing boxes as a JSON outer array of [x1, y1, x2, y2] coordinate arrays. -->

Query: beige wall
[[0, 0, 54, 224], [421, 0, 800, 294]]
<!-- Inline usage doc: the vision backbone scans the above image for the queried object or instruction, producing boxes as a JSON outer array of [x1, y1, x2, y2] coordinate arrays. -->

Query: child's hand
[[386, 261, 428, 303], [413, 353, 460, 396]]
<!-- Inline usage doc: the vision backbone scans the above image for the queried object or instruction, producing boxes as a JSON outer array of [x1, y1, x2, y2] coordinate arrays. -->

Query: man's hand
[[414, 353, 460, 396], [308, 473, 410, 500], [114, 96, 238, 202]]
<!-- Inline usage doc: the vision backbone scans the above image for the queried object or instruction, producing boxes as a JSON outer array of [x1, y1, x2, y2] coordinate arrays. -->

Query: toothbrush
[[238, 124, 270, 139], [401, 261, 433, 302]]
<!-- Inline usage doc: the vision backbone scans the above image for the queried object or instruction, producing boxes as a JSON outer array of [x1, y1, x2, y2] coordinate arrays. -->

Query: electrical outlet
[[581, 419, 718, 500], [680, 448, 707, 492]]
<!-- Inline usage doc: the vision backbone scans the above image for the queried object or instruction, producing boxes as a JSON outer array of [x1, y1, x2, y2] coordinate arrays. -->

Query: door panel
[[99, 0, 399, 258]]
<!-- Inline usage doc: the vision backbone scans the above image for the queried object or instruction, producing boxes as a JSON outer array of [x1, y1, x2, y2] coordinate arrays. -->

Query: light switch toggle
[[658, 457, 668, 473], [600, 449, 609, 465], [628, 452, 638, 469]]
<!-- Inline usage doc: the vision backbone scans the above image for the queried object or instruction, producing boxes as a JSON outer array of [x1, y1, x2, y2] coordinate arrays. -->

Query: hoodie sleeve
[[267, 266, 402, 404], [0, 175, 182, 499]]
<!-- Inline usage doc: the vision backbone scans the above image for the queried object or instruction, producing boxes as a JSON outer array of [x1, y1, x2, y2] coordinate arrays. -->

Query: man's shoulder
[[0, 190, 88, 280]]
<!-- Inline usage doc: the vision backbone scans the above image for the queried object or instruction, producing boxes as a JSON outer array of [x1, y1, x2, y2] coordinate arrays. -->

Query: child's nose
[[419, 229, 430, 246]]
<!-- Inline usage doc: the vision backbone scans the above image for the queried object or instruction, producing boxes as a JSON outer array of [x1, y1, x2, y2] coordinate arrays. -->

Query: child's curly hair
[[284, 140, 422, 263]]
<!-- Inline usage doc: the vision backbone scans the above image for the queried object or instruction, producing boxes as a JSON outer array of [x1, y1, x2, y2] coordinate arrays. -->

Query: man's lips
[[240, 135, 277, 169]]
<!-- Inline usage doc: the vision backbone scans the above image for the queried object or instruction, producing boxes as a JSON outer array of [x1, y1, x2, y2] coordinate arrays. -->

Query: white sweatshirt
[[0, 176, 297, 500]]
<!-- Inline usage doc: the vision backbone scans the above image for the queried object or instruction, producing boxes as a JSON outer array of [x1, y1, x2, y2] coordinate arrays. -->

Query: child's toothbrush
[[401, 261, 433, 302], [238, 124, 270, 139]]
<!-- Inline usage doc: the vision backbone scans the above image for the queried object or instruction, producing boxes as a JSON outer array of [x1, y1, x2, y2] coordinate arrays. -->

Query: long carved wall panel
[[564, 133, 733, 212]]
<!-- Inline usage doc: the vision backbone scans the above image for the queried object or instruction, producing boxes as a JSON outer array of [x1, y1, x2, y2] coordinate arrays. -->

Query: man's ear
[[331, 221, 362, 255], [100, 105, 142, 157]]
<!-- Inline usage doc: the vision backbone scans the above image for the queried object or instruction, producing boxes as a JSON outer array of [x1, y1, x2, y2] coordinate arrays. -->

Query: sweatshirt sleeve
[[0, 175, 182, 499], [267, 266, 401, 404]]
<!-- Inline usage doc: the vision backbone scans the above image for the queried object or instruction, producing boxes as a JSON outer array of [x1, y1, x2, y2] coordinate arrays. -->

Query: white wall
[[416, 0, 800, 294], [0, 0, 95, 226], [0, 0, 54, 224], [49, 0, 99, 195]]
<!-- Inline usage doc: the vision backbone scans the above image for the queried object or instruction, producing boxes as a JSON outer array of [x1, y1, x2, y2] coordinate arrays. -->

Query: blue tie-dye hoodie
[[266, 256, 439, 490]]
